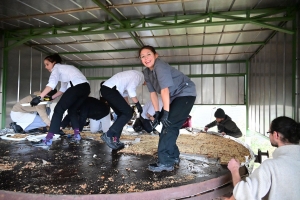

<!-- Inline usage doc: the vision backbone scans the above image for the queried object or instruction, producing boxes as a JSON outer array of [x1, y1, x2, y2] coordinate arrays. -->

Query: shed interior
[[0, 0, 299, 137]]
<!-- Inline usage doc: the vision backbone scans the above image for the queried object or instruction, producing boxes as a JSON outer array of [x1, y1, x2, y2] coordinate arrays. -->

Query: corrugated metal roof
[[0, 0, 298, 67]]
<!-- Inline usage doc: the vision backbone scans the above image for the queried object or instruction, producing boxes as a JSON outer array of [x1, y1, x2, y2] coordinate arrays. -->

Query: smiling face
[[140, 48, 158, 70], [44, 59, 56, 72]]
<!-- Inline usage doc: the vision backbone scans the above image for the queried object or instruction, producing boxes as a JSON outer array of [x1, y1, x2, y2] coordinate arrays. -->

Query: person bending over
[[140, 45, 196, 172], [60, 97, 110, 133], [30, 54, 90, 145], [133, 97, 163, 133], [100, 70, 144, 150], [204, 108, 242, 138], [10, 90, 56, 133]]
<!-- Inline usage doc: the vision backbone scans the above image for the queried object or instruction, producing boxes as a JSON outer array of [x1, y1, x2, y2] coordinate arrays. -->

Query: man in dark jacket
[[61, 97, 110, 132], [204, 108, 242, 138]]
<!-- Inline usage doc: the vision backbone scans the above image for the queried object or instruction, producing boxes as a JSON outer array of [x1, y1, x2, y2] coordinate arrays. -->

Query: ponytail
[[270, 116, 300, 144]]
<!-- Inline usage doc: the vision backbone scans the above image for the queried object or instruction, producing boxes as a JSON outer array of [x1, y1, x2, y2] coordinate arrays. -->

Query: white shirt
[[46, 63, 89, 93], [141, 98, 163, 119], [103, 70, 144, 98], [233, 145, 300, 200]]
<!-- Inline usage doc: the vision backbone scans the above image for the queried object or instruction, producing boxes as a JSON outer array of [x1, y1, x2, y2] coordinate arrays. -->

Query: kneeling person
[[60, 97, 110, 133], [10, 90, 56, 133]]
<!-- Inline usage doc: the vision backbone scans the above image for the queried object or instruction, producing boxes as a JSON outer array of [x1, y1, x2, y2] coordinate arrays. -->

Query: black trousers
[[158, 96, 196, 165], [49, 82, 90, 134], [100, 85, 133, 138], [133, 116, 153, 133]]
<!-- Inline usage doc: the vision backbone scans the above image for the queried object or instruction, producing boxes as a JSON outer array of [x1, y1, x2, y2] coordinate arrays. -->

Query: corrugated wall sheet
[[5, 46, 50, 127], [249, 19, 299, 135], [83, 63, 246, 105]]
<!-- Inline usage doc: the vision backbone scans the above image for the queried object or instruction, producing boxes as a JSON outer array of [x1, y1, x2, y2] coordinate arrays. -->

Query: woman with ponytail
[[30, 54, 90, 145]]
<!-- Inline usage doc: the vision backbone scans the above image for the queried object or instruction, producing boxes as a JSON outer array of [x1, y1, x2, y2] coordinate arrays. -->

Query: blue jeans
[[24, 107, 51, 132]]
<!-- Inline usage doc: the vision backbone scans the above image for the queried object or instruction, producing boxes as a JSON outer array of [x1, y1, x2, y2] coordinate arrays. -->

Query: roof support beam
[[5, 7, 296, 50], [79, 60, 246, 69], [86, 73, 246, 80], [57, 42, 264, 55], [91, 0, 143, 47], [29, 29, 270, 46]]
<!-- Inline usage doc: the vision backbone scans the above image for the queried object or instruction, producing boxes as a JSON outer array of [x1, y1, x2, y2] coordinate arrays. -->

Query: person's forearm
[[231, 170, 241, 186], [40, 86, 53, 98], [124, 96, 129, 104], [52, 90, 63, 99], [146, 113, 154, 121], [131, 96, 138, 104], [160, 88, 170, 111]]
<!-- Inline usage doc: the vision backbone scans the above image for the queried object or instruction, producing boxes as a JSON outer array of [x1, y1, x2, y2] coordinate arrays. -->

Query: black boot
[[10, 122, 24, 133]]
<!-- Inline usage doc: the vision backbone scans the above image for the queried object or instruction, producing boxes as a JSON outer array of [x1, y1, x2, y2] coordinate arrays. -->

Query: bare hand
[[204, 127, 208, 132], [221, 132, 226, 136], [227, 158, 240, 172]]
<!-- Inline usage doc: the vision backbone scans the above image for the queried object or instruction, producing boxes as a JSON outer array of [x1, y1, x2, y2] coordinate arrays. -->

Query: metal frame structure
[[4, 7, 296, 51], [0, 1, 298, 128]]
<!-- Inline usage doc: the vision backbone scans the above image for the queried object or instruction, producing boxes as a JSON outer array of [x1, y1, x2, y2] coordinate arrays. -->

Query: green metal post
[[1, 33, 8, 128], [246, 60, 249, 130], [292, 17, 297, 119]]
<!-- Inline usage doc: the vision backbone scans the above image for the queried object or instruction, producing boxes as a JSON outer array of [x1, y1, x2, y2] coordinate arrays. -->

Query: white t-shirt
[[46, 63, 89, 92], [141, 97, 163, 119], [103, 70, 144, 98]]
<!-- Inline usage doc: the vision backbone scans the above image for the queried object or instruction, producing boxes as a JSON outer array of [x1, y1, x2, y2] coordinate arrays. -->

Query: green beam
[[86, 73, 246, 80], [8, 15, 292, 41], [4, 7, 295, 50], [4, 18, 291, 51], [8, 17, 293, 40], [250, 20, 295, 34], [292, 17, 297, 119], [58, 42, 264, 55], [251, 7, 293, 19], [1, 34, 8, 128], [188, 73, 246, 78], [79, 60, 246, 69], [91, 0, 142, 47], [92, 0, 123, 26], [250, 21, 288, 60], [9, 7, 295, 34], [246, 60, 249, 130]]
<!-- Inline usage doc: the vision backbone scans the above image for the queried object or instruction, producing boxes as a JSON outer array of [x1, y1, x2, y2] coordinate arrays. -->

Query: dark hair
[[138, 45, 157, 58], [270, 116, 300, 144], [44, 53, 62, 64]]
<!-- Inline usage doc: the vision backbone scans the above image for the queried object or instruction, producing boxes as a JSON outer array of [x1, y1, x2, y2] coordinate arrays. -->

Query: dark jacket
[[205, 115, 242, 138], [61, 97, 110, 131]]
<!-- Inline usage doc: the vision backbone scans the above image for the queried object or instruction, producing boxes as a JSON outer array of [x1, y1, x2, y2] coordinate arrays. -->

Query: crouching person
[[10, 90, 56, 133], [133, 97, 163, 133], [204, 108, 242, 138]]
